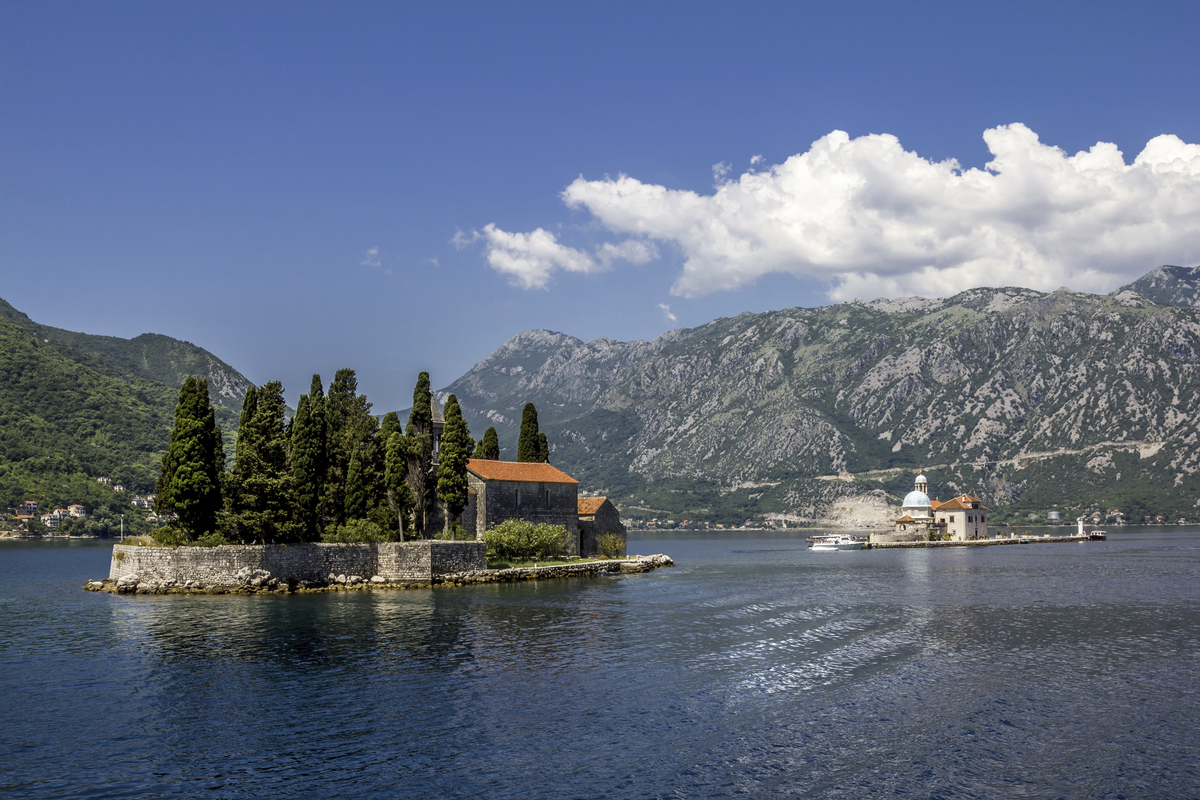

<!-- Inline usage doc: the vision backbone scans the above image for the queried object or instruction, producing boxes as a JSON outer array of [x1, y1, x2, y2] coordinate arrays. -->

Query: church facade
[[873, 474, 989, 543]]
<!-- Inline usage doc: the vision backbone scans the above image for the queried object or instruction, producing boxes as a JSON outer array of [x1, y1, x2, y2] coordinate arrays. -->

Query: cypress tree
[[234, 385, 258, 464], [517, 402, 540, 462], [379, 411, 402, 444], [406, 372, 435, 536], [472, 426, 500, 460], [437, 394, 471, 531], [537, 432, 550, 463], [385, 432, 414, 540], [228, 381, 295, 542], [156, 376, 224, 538], [345, 449, 367, 520], [290, 374, 327, 540], [323, 369, 377, 526]]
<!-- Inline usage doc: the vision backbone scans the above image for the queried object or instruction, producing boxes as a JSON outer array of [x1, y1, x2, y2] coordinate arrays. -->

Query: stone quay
[[83, 541, 673, 595]]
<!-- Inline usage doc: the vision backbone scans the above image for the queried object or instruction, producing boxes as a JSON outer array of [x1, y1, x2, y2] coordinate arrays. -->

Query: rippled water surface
[[3, 530, 1199, 798]]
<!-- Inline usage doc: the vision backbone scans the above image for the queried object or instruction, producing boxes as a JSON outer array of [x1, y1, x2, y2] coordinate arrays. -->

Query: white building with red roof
[[877, 474, 989, 542]]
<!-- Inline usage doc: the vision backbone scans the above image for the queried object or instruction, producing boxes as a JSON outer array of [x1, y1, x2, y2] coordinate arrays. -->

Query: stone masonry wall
[[579, 499, 627, 557], [467, 474, 580, 555], [110, 541, 485, 586]]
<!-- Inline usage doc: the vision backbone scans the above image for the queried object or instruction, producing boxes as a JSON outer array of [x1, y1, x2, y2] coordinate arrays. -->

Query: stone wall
[[579, 499, 627, 557], [109, 541, 486, 587], [466, 473, 580, 554]]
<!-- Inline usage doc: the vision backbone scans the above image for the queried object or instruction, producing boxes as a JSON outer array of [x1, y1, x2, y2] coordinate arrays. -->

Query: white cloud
[[361, 247, 381, 268], [658, 302, 677, 322], [478, 223, 597, 289], [712, 161, 732, 182], [597, 239, 659, 268], [465, 223, 660, 289], [750, 154, 764, 165], [548, 124, 1200, 299]]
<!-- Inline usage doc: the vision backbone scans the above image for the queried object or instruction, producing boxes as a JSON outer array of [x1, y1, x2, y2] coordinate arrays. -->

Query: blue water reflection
[[1, 530, 1198, 798]]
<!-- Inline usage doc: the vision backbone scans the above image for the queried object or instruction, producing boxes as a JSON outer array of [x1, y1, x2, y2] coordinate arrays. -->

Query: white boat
[[808, 535, 864, 551]]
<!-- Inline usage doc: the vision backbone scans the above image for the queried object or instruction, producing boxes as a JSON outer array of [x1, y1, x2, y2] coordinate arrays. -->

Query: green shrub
[[151, 526, 187, 547], [434, 522, 474, 541], [322, 519, 387, 543], [192, 531, 232, 547], [483, 519, 569, 563], [595, 533, 624, 558]]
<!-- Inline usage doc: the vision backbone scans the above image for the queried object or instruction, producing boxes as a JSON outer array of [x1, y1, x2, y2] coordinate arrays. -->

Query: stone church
[[873, 474, 989, 543]]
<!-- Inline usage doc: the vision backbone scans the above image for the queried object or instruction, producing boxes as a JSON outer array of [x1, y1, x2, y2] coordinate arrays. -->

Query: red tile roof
[[578, 497, 606, 515], [895, 514, 918, 523], [466, 459, 579, 484], [936, 494, 988, 511]]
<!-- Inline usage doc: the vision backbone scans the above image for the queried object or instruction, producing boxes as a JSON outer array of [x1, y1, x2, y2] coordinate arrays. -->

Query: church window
[[515, 489, 521, 508], [950, 515, 955, 523], [981, 515, 985, 523]]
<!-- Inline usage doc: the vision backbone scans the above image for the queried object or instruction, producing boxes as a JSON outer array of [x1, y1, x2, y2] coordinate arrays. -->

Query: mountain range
[[4, 262, 1199, 527], [443, 265, 1200, 526]]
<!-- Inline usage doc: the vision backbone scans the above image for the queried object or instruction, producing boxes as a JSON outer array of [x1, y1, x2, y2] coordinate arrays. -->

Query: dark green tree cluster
[[517, 402, 550, 463], [472, 426, 500, 460], [152, 369, 480, 543]]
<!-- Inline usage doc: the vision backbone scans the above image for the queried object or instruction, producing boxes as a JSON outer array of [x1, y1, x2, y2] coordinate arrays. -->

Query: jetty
[[865, 533, 1091, 549]]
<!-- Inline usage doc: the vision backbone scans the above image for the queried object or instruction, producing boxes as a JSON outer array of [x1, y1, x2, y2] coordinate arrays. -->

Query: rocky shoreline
[[83, 554, 675, 595]]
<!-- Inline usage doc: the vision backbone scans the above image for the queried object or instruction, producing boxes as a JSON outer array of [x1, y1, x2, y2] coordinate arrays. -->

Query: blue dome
[[902, 490, 932, 509]]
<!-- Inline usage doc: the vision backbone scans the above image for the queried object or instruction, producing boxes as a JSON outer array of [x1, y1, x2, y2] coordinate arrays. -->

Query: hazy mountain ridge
[[1114, 264, 1200, 308], [0, 298, 251, 410], [445, 280, 1200, 523]]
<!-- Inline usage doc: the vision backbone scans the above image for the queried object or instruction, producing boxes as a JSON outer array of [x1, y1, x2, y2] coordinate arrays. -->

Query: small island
[[82, 370, 672, 595]]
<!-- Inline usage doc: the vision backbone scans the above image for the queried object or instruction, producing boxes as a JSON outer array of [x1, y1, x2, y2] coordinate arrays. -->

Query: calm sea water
[[2, 530, 1198, 799]]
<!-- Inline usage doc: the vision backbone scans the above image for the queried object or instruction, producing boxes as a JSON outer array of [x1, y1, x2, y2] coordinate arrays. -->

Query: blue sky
[[3, 1, 1200, 409]]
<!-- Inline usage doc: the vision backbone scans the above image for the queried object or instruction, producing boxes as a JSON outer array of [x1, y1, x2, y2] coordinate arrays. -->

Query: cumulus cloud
[[361, 247, 381, 268], [477, 223, 596, 289], [549, 124, 1200, 299], [597, 239, 659, 268], [658, 303, 677, 322], [466, 223, 659, 289]]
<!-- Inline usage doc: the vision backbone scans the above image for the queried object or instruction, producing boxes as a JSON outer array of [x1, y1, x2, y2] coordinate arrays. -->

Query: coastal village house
[[875, 474, 989, 543]]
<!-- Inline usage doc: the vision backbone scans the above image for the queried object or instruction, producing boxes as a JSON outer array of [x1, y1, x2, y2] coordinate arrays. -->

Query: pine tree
[[472, 426, 500, 460], [156, 376, 224, 538], [228, 381, 295, 542], [406, 372, 435, 536], [517, 402, 541, 462], [437, 394, 471, 531], [537, 432, 550, 463], [385, 432, 414, 540]]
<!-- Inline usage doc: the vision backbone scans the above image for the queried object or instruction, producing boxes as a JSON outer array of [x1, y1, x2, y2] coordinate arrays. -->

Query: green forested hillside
[[0, 300, 250, 526], [0, 316, 176, 505], [0, 298, 251, 411]]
